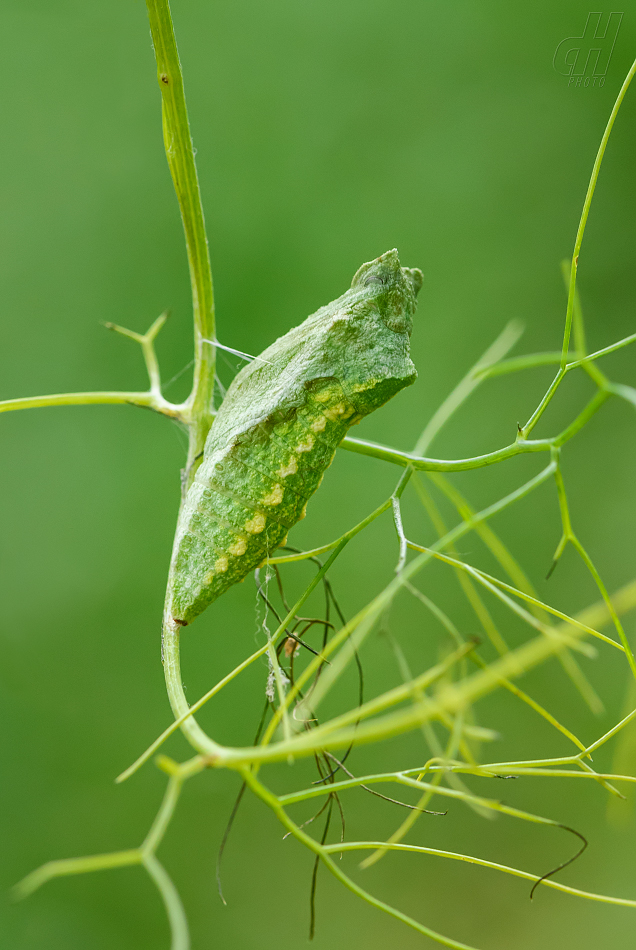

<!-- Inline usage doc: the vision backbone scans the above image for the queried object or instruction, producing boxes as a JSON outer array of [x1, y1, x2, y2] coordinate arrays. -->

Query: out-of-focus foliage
[[2, 2, 636, 948]]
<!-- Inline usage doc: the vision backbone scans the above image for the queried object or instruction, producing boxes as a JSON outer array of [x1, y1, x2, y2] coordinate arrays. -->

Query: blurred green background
[[2, 2, 636, 948]]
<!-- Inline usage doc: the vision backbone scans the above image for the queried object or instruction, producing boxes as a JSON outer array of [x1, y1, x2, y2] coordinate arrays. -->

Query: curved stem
[[218, 606, 587, 767], [142, 775, 184, 856], [268, 463, 556, 741], [341, 434, 549, 470], [159, 542, 348, 761], [241, 769, 480, 950], [323, 842, 636, 909], [161, 615, 227, 760], [341, 383, 609, 471], [143, 854, 190, 950], [117, 647, 269, 783]]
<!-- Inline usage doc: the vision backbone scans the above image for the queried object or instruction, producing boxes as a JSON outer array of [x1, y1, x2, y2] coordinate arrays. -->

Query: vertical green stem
[[146, 0, 216, 475], [522, 56, 636, 437], [143, 853, 191, 950], [561, 57, 636, 367], [147, 0, 226, 759]]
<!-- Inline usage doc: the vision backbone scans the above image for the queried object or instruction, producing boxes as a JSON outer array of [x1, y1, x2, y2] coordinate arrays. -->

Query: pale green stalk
[[421, 471, 605, 713], [13, 849, 142, 900], [266, 496, 392, 564], [11, 5, 636, 945], [549, 453, 636, 679], [279, 770, 580, 828], [143, 854, 190, 950], [160, 542, 346, 760], [0, 312, 184, 419], [409, 544, 621, 654], [521, 56, 636, 438], [427, 767, 636, 782], [290, 462, 557, 724], [240, 768, 481, 950], [0, 390, 178, 415], [414, 319, 523, 455], [217, 621, 592, 767], [325, 842, 636, 908], [15, 755, 204, 948], [145, 0, 216, 477], [360, 683, 470, 869], [213, 575, 636, 767], [405, 578, 591, 753]]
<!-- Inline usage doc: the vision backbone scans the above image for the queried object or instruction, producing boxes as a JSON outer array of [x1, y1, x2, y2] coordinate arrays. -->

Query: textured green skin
[[168, 249, 422, 625]]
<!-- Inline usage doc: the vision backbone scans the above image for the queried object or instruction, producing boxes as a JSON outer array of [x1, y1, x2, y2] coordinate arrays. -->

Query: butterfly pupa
[[168, 248, 423, 626]]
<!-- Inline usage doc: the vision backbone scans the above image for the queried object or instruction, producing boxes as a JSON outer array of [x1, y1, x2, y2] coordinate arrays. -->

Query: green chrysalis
[[167, 249, 422, 626]]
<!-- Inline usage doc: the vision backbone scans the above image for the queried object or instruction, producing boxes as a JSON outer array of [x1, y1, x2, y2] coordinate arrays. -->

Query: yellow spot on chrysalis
[[214, 556, 229, 573], [204, 569, 215, 583], [229, 539, 247, 556], [299, 503, 308, 521], [244, 513, 266, 534], [310, 415, 327, 433], [261, 484, 283, 506], [323, 401, 356, 422], [296, 435, 315, 453], [277, 458, 298, 478], [324, 402, 346, 420]]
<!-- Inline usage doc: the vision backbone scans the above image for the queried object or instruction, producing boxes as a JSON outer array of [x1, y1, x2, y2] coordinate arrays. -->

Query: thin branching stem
[[143, 854, 190, 950], [326, 842, 636, 908], [241, 768, 481, 950], [11, 5, 636, 947], [0, 390, 182, 417], [146, 0, 216, 481], [521, 56, 636, 437]]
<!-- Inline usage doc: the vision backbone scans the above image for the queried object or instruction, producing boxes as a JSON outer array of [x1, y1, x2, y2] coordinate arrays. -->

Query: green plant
[[6, 3, 636, 948]]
